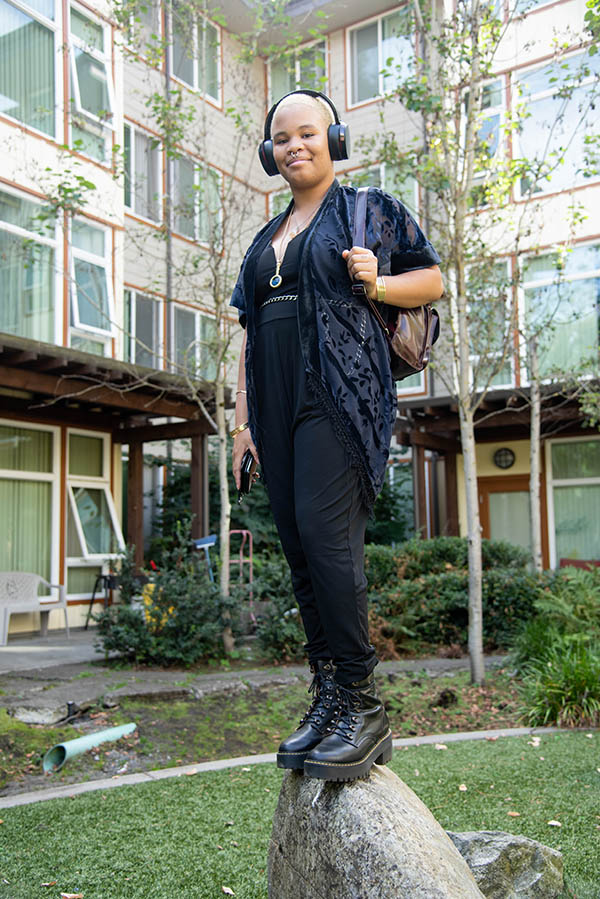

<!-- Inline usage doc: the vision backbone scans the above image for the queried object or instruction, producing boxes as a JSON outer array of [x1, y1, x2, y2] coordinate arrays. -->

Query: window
[[172, 4, 220, 102], [70, 219, 114, 348], [516, 53, 600, 196], [127, 0, 160, 54], [173, 304, 217, 381], [124, 124, 161, 221], [522, 244, 600, 378], [0, 189, 58, 344], [125, 290, 162, 367], [172, 157, 221, 244], [340, 164, 418, 215], [69, 5, 114, 161], [0, 0, 56, 136], [269, 40, 327, 103], [469, 261, 514, 389], [0, 421, 58, 582], [67, 431, 124, 563], [348, 9, 413, 106], [546, 438, 600, 566]]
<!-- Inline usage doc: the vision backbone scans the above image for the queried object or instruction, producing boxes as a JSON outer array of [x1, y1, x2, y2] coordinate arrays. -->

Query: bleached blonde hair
[[272, 93, 335, 131]]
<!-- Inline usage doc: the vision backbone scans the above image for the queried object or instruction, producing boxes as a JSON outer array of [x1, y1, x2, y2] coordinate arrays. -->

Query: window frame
[[171, 156, 222, 246], [172, 302, 217, 381], [0, 185, 61, 345], [519, 242, 600, 383], [125, 288, 163, 368], [0, 418, 61, 591], [66, 428, 125, 564], [69, 217, 115, 343], [0, 0, 61, 139], [544, 435, 600, 568], [513, 51, 600, 199], [170, 7, 221, 105], [124, 122, 162, 223], [69, 4, 115, 128], [267, 37, 328, 104], [346, 7, 414, 109], [468, 259, 515, 391]]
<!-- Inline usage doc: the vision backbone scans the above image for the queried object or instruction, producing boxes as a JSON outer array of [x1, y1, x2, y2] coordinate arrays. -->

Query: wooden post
[[127, 442, 144, 568], [445, 453, 459, 536], [191, 433, 208, 539], [412, 441, 427, 537]]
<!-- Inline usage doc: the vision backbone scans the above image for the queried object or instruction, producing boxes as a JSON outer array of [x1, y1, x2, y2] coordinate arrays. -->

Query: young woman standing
[[230, 91, 442, 781]]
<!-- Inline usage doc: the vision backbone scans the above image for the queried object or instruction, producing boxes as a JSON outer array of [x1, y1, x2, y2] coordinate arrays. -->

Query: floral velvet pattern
[[230, 180, 440, 511]]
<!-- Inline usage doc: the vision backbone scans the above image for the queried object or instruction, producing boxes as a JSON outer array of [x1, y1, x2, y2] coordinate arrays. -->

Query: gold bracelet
[[230, 422, 249, 438], [376, 276, 386, 303]]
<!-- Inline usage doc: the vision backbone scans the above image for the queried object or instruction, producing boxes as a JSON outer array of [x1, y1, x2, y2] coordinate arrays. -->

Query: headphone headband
[[263, 89, 341, 141], [258, 90, 350, 176]]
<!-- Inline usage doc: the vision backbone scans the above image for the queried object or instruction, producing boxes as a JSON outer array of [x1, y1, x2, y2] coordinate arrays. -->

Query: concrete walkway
[[0, 725, 569, 809], [0, 627, 115, 675]]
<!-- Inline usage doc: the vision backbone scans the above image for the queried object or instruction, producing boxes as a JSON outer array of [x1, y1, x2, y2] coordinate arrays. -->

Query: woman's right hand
[[232, 428, 259, 490]]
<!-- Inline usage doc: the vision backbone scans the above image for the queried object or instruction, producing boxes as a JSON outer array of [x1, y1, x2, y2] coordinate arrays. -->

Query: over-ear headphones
[[258, 89, 351, 177]]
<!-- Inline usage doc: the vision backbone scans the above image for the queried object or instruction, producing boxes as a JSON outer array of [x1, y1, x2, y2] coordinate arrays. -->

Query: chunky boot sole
[[303, 731, 393, 782], [276, 750, 309, 770]]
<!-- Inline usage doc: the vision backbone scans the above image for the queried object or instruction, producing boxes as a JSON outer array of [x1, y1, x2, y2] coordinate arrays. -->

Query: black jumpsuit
[[253, 233, 377, 686]]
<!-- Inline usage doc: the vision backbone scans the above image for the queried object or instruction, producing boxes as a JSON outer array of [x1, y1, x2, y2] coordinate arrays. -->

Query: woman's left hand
[[342, 246, 378, 299]]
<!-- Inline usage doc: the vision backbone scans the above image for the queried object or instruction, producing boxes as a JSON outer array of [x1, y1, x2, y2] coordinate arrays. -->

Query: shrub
[[252, 553, 305, 661], [521, 637, 600, 727], [95, 520, 235, 666]]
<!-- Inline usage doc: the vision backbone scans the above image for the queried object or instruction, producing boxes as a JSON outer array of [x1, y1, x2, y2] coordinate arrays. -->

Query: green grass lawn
[[0, 732, 598, 899]]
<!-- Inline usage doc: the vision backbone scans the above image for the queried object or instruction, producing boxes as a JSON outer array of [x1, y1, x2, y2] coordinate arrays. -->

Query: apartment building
[[0, 0, 597, 635]]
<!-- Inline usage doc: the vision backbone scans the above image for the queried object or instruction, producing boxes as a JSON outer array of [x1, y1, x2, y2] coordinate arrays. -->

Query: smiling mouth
[[288, 157, 310, 166]]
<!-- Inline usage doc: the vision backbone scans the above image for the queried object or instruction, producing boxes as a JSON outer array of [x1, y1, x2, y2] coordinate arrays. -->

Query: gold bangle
[[230, 422, 249, 438], [376, 276, 386, 303]]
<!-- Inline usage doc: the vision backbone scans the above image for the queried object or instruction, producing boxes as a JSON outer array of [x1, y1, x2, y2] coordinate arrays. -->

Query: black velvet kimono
[[230, 179, 441, 511]]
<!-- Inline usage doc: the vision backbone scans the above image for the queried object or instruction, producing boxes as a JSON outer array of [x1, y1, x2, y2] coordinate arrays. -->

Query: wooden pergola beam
[[114, 418, 213, 444], [0, 364, 200, 418]]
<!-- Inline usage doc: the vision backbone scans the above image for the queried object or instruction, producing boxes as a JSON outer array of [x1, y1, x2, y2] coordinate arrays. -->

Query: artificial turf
[[0, 731, 597, 898]]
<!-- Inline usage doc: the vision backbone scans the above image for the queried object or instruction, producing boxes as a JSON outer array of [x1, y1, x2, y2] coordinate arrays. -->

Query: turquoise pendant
[[269, 274, 282, 288]]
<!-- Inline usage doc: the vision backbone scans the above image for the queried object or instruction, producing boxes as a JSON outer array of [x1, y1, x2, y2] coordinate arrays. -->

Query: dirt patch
[[0, 669, 522, 797]]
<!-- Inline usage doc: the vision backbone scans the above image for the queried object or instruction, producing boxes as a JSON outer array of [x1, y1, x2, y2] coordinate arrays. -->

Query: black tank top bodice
[[255, 230, 306, 306]]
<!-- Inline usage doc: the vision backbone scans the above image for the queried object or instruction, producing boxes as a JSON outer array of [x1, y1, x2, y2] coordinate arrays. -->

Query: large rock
[[268, 765, 485, 898], [447, 831, 563, 899]]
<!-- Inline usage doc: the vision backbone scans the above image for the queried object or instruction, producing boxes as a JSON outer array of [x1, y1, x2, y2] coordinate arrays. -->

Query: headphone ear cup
[[258, 139, 279, 177], [327, 122, 351, 161]]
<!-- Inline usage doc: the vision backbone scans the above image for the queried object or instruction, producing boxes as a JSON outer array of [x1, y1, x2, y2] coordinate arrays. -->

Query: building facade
[[0, 0, 597, 634]]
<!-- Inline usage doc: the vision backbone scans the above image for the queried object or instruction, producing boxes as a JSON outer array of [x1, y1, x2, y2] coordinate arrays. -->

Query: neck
[[290, 177, 335, 217]]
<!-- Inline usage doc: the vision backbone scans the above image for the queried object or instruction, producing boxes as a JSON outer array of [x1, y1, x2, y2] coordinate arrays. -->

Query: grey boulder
[[447, 830, 564, 898], [268, 765, 485, 898]]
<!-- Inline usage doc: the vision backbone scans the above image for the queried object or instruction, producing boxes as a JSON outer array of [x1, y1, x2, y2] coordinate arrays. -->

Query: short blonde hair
[[272, 92, 335, 131]]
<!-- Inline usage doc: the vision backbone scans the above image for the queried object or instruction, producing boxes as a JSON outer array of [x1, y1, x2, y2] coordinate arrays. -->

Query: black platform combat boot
[[303, 672, 393, 781], [276, 660, 337, 770]]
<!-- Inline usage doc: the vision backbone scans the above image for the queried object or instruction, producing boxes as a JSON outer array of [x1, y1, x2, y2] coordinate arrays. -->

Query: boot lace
[[298, 671, 336, 730], [326, 684, 361, 742]]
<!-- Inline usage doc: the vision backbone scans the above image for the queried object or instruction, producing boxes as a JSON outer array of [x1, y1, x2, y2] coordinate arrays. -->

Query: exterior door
[[478, 474, 549, 567]]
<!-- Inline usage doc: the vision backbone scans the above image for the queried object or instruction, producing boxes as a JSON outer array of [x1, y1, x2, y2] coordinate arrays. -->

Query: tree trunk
[[216, 377, 235, 655], [528, 337, 543, 573], [459, 410, 485, 684]]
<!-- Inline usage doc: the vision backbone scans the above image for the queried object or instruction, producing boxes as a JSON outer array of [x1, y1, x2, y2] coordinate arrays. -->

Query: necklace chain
[[269, 202, 320, 289]]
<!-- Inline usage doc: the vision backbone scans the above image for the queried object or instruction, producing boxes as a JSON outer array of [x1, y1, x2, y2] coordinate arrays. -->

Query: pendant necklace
[[269, 202, 321, 289]]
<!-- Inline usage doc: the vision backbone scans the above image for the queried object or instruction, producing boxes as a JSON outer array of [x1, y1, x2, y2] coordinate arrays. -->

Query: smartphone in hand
[[238, 449, 258, 504]]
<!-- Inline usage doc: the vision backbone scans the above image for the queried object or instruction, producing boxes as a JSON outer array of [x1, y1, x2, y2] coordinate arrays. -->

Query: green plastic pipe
[[43, 722, 137, 773]]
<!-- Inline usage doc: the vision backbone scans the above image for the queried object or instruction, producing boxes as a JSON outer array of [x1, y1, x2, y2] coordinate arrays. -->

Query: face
[[270, 102, 335, 191]]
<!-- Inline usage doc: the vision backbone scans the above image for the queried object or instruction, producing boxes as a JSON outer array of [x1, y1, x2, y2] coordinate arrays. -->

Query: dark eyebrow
[[272, 122, 318, 140]]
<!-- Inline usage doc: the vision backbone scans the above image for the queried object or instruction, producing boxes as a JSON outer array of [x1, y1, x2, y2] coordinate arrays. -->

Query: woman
[[230, 91, 443, 782]]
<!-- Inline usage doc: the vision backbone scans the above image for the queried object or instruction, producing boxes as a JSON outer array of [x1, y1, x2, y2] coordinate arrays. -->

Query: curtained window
[[349, 9, 413, 106], [269, 40, 327, 103], [173, 304, 217, 381], [172, 4, 220, 101], [70, 219, 114, 340], [124, 124, 161, 222], [0, 189, 56, 343], [0, 0, 55, 136], [549, 439, 600, 563], [0, 423, 55, 580]]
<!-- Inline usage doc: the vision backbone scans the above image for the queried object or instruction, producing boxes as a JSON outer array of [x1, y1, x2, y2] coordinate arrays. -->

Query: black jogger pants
[[253, 301, 377, 685]]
